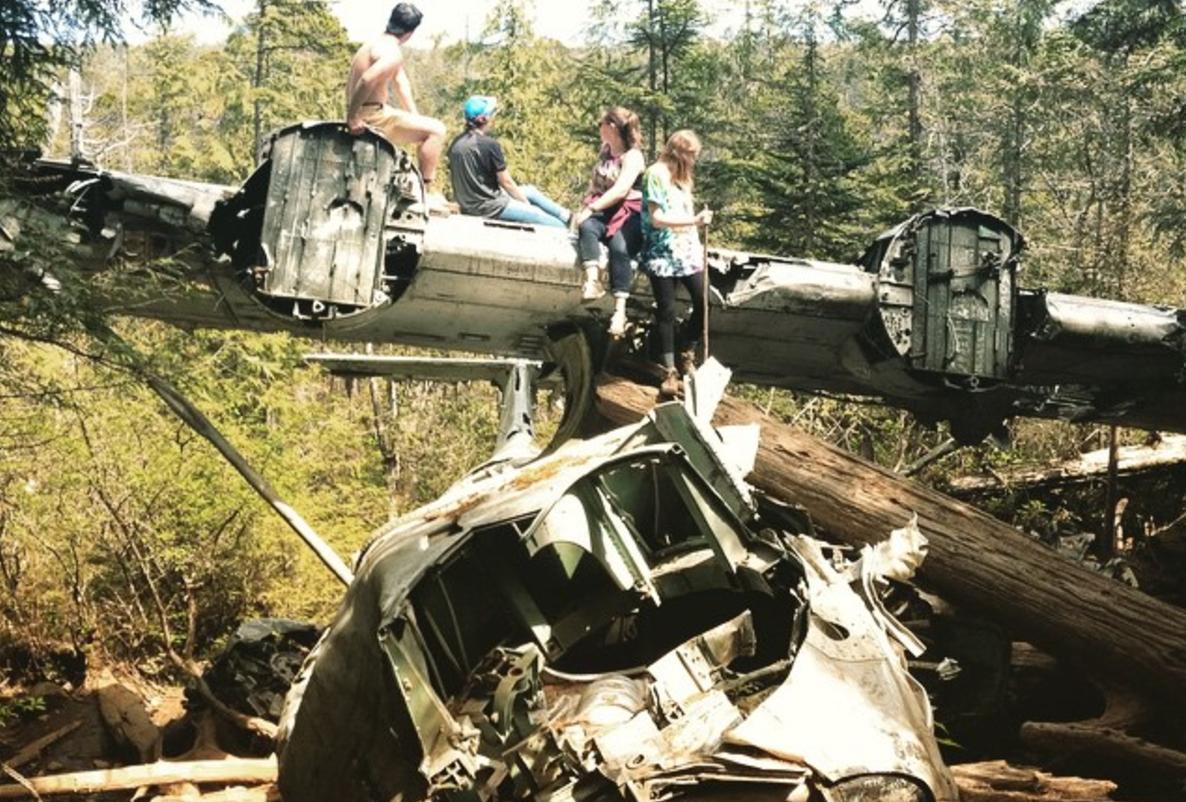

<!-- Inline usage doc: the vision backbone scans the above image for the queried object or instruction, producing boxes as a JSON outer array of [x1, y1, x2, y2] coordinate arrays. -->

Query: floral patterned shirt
[[641, 164, 703, 277]]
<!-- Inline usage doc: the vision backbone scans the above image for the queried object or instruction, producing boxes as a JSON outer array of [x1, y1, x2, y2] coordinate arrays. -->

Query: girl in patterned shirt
[[641, 130, 713, 396]]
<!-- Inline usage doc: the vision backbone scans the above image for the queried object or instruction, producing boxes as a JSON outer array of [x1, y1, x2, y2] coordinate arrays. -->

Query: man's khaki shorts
[[359, 103, 418, 145]]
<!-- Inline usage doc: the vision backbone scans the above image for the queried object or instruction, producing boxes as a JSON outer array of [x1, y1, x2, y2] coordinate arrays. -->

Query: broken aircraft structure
[[275, 363, 956, 802], [4, 121, 1186, 441]]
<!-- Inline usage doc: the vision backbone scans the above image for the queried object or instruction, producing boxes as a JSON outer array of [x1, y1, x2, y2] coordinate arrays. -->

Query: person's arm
[[572, 149, 646, 227], [588, 148, 644, 210], [391, 65, 418, 115], [346, 43, 402, 132], [644, 167, 712, 229], [649, 204, 713, 228], [497, 170, 529, 202]]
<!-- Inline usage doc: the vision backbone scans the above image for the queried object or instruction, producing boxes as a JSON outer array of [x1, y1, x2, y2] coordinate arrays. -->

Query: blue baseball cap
[[463, 95, 497, 123]]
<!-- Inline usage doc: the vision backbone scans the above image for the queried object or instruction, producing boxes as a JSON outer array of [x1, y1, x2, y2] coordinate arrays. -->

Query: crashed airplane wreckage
[[5, 120, 1186, 440], [275, 363, 956, 802]]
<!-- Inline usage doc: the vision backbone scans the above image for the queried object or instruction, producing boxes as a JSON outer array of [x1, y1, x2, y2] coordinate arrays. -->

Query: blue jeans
[[497, 185, 569, 228], [577, 207, 642, 296]]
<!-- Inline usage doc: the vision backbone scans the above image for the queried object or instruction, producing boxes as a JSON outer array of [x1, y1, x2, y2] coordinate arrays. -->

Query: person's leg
[[365, 107, 447, 187], [608, 293, 629, 336], [649, 273, 681, 396], [648, 274, 677, 368], [680, 270, 706, 349], [520, 185, 570, 226], [606, 229, 634, 297], [678, 270, 706, 371], [578, 214, 609, 299], [497, 198, 568, 227], [577, 214, 608, 263]]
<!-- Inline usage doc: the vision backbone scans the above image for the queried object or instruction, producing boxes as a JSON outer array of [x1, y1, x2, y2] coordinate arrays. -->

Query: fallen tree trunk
[[1021, 721, 1186, 778], [595, 375, 1186, 702], [151, 785, 278, 802], [951, 761, 1116, 802], [3, 721, 81, 770], [0, 757, 277, 798], [96, 681, 161, 762], [946, 435, 1186, 495]]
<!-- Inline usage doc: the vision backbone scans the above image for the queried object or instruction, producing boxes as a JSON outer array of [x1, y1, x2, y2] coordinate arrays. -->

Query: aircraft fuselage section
[[8, 121, 1186, 438]]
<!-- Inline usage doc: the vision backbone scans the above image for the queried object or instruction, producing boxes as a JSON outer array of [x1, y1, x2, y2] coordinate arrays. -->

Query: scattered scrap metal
[[276, 363, 956, 802]]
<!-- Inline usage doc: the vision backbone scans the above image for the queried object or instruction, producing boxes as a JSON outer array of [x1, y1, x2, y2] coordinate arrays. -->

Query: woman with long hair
[[640, 129, 713, 397], [570, 107, 646, 336]]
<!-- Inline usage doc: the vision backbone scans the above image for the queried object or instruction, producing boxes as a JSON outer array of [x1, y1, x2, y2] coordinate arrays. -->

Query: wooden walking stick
[[701, 218, 711, 361]]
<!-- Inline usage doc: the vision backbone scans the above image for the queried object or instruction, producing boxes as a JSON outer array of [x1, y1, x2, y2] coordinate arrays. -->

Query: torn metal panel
[[277, 401, 957, 802], [714, 425, 761, 479], [724, 534, 956, 801], [649, 403, 755, 521], [648, 612, 757, 706], [682, 358, 731, 425], [1018, 291, 1186, 385]]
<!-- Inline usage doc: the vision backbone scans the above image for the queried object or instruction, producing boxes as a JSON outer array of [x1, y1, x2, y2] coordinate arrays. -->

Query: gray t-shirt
[[447, 130, 510, 218]]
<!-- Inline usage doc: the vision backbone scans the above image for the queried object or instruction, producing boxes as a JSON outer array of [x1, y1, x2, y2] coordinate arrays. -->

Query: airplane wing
[[304, 353, 559, 386], [5, 121, 1186, 441]]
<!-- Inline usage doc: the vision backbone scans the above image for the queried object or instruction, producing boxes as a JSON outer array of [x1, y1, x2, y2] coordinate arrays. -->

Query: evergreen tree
[[0, 0, 214, 148], [465, 1, 589, 201], [584, 0, 706, 159], [221, 0, 353, 168], [740, 7, 873, 259]]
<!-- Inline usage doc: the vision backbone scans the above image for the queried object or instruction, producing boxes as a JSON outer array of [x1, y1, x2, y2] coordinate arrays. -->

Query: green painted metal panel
[[907, 212, 1016, 380], [257, 123, 396, 313]]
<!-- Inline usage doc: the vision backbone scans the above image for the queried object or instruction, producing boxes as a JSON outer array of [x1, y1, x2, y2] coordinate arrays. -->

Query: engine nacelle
[[209, 121, 427, 321], [861, 208, 1024, 386]]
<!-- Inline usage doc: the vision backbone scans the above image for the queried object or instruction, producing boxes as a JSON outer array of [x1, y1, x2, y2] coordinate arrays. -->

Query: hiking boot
[[678, 347, 698, 377], [659, 368, 680, 398]]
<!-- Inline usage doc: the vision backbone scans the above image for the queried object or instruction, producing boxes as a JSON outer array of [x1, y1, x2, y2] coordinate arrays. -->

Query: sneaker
[[659, 368, 680, 398], [608, 308, 628, 338], [581, 277, 606, 301]]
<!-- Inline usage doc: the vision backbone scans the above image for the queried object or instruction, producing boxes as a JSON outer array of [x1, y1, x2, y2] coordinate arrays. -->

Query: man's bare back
[[344, 4, 446, 193], [346, 36, 404, 133]]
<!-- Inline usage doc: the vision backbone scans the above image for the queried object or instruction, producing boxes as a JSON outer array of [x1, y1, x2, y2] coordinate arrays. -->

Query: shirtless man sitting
[[346, 3, 447, 209]]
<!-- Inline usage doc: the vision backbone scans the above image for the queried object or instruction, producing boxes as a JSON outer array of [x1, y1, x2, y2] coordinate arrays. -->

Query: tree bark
[[1021, 721, 1186, 778], [594, 374, 1186, 702], [951, 761, 1116, 802], [946, 436, 1186, 494], [906, 0, 923, 206], [96, 682, 162, 763], [252, 0, 269, 166]]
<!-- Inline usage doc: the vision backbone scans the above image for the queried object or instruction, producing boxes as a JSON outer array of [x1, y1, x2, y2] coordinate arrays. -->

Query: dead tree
[[594, 375, 1186, 703], [947, 435, 1186, 495]]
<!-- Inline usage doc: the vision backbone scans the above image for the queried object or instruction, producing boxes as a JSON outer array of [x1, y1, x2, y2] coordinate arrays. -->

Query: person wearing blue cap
[[446, 95, 571, 228]]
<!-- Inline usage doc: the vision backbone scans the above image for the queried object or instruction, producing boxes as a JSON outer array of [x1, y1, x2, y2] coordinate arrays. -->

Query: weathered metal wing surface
[[6, 124, 1186, 436], [1013, 292, 1186, 431], [305, 353, 553, 385]]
